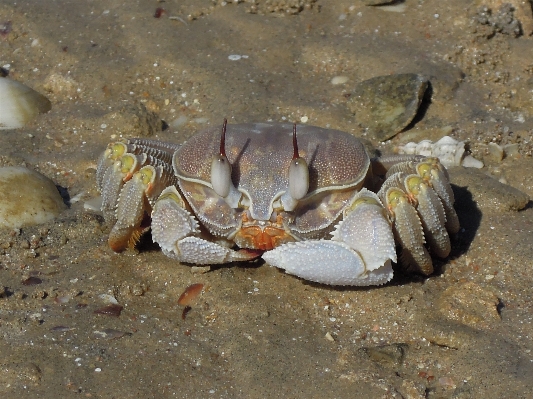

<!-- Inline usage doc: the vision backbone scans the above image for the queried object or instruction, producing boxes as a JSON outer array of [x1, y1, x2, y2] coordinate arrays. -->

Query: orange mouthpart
[[235, 225, 294, 251]]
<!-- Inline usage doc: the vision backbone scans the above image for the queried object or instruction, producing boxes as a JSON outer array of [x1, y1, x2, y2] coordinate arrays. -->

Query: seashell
[[461, 155, 484, 169], [414, 139, 436, 157], [0, 76, 51, 129], [397, 136, 484, 168], [487, 142, 504, 162], [432, 136, 465, 167], [503, 143, 520, 158], [0, 166, 67, 228]]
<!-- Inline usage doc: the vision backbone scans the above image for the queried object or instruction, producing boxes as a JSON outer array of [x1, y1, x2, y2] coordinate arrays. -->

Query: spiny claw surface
[[263, 240, 394, 286], [152, 186, 259, 264]]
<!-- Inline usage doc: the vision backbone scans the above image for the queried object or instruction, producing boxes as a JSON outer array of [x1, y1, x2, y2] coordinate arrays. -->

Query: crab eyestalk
[[288, 123, 310, 200], [210, 119, 241, 207], [280, 124, 310, 212]]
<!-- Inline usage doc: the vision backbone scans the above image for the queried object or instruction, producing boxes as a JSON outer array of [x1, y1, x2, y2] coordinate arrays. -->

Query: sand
[[0, 0, 532, 397]]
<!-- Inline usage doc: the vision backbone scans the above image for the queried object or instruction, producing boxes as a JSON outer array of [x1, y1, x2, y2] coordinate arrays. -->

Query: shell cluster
[[396, 136, 484, 168]]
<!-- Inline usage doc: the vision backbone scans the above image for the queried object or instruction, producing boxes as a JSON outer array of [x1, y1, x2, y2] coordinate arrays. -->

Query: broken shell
[[397, 136, 484, 168], [0, 167, 67, 228], [503, 143, 520, 158], [487, 142, 504, 162], [178, 283, 204, 306], [0, 77, 51, 129]]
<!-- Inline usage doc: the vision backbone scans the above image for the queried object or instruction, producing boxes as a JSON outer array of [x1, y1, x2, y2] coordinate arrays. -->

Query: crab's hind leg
[[151, 186, 260, 264], [379, 183, 433, 275], [263, 189, 397, 286]]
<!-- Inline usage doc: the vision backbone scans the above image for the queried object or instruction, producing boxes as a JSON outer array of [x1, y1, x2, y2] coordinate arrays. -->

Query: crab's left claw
[[263, 189, 396, 286]]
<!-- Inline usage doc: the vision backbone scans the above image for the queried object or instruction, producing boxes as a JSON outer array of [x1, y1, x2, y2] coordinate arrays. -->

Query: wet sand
[[1, 0, 533, 397]]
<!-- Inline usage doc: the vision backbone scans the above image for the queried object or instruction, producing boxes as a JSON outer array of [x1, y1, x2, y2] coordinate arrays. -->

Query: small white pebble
[[331, 76, 349, 85], [228, 54, 242, 61], [300, 116, 309, 123], [95, 368, 102, 372]]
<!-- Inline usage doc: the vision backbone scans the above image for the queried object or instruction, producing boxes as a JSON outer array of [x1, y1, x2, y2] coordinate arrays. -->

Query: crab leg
[[378, 180, 433, 275], [108, 164, 174, 252], [151, 187, 260, 264], [101, 153, 146, 224], [263, 189, 397, 286], [384, 157, 459, 234], [404, 175, 451, 258]]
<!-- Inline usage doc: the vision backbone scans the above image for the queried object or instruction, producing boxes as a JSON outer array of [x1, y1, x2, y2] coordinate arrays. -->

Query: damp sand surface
[[1, 1, 533, 397]]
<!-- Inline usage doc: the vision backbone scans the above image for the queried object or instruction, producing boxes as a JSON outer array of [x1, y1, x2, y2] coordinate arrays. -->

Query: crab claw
[[263, 189, 396, 286], [152, 186, 261, 264]]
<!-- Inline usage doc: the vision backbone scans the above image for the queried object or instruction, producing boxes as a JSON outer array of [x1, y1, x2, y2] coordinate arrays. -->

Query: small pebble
[[330, 76, 349, 85], [94, 304, 123, 317], [22, 276, 42, 286], [178, 283, 204, 306]]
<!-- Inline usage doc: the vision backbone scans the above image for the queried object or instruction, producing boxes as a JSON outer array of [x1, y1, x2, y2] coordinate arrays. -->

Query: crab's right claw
[[151, 187, 261, 264], [263, 189, 396, 286]]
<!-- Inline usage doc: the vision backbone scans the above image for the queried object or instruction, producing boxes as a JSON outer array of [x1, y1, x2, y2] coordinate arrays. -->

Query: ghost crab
[[96, 121, 459, 286]]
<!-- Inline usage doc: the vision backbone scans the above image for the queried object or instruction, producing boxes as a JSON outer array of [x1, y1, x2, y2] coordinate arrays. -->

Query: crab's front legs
[[151, 187, 260, 264], [263, 189, 397, 286], [108, 165, 169, 251]]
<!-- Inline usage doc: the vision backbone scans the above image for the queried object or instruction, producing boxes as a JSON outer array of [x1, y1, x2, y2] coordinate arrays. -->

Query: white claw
[[151, 186, 199, 254], [263, 240, 393, 286], [152, 186, 259, 264], [333, 189, 397, 271], [264, 188, 397, 286]]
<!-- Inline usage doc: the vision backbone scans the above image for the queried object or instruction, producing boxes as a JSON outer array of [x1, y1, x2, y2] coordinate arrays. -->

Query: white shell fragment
[[0, 167, 67, 228], [397, 136, 484, 168], [0, 76, 52, 129]]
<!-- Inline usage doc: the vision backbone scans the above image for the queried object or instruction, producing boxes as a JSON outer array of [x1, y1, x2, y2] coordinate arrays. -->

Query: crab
[[96, 121, 459, 286]]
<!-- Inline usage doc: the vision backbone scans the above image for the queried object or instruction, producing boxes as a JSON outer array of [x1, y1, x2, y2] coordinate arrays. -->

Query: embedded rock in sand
[[0, 167, 67, 228], [348, 73, 428, 142]]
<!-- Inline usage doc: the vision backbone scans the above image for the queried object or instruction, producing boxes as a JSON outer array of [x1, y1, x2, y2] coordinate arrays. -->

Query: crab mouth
[[233, 212, 297, 251]]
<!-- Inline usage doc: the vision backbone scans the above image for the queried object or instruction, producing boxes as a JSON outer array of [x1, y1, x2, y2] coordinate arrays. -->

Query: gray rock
[[348, 73, 428, 141], [449, 167, 529, 212]]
